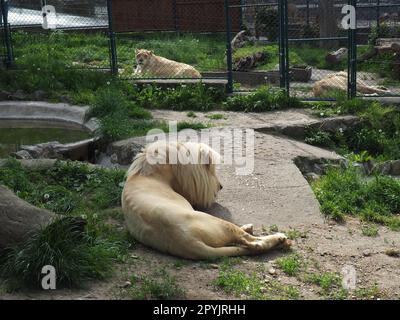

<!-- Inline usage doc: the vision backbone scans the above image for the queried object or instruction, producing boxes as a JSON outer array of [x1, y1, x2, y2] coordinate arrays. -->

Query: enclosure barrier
[[2, 0, 400, 100]]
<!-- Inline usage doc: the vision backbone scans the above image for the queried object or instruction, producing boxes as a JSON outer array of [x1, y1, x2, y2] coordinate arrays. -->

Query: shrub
[[255, 8, 279, 41], [0, 218, 116, 290], [136, 83, 225, 112], [224, 87, 303, 112]]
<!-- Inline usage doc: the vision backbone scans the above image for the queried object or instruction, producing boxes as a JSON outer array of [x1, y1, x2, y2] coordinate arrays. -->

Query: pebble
[[362, 250, 371, 257], [210, 264, 219, 269], [131, 254, 139, 259], [268, 267, 276, 275]]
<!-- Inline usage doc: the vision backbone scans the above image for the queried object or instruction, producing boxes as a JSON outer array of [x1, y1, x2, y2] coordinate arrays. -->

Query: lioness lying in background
[[313, 71, 391, 97], [134, 49, 202, 78]]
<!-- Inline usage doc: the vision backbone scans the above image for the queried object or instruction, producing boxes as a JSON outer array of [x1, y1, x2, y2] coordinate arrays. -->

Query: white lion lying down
[[122, 141, 291, 260], [313, 71, 391, 97], [134, 49, 202, 78]]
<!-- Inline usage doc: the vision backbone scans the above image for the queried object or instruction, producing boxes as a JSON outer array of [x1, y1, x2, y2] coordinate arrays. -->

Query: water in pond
[[0, 126, 92, 158]]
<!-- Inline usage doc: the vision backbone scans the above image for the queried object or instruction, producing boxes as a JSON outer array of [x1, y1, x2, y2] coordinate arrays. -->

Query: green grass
[[125, 269, 186, 300], [233, 44, 345, 72], [0, 159, 133, 290], [361, 224, 379, 237], [214, 267, 300, 300], [0, 217, 117, 290], [276, 254, 302, 276], [354, 285, 383, 300], [312, 167, 400, 229], [206, 113, 227, 120], [223, 86, 303, 112], [306, 272, 342, 292]]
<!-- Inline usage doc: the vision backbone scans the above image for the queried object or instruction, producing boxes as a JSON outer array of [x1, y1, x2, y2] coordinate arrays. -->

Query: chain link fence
[[356, 1, 400, 97], [7, 0, 111, 71], [225, 1, 283, 91], [108, 0, 241, 81], [2, 0, 400, 99]]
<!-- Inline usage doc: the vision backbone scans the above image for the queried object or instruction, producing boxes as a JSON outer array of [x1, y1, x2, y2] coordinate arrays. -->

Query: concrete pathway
[[110, 109, 344, 230]]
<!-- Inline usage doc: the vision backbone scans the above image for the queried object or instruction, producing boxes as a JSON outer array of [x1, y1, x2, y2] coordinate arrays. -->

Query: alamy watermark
[[41, 265, 56, 290], [145, 121, 255, 176], [40, 4, 358, 31]]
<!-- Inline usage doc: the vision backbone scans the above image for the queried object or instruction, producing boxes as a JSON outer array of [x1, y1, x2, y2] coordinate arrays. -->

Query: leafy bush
[[0, 218, 116, 290], [255, 8, 279, 41], [135, 83, 225, 111], [224, 86, 303, 112], [304, 101, 400, 161]]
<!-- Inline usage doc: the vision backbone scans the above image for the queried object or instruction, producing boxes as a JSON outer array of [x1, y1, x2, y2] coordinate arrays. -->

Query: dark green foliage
[[255, 8, 279, 42], [304, 101, 400, 161], [0, 218, 117, 290], [0, 159, 133, 289], [223, 87, 303, 112], [135, 83, 225, 112]]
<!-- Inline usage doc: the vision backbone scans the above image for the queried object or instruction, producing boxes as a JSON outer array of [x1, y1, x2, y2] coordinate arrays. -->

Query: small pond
[[0, 120, 92, 158]]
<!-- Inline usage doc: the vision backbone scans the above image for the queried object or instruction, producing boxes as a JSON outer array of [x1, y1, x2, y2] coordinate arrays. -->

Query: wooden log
[[391, 43, 400, 53], [0, 185, 56, 250], [376, 38, 400, 47], [233, 52, 267, 72], [326, 48, 348, 64], [359, 47, 378, 61]]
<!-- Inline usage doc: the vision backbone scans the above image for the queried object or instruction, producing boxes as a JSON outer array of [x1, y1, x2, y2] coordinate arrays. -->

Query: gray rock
[[390, 160, 400, 176], [0, 90, 11, 101], [362, 249, 371, 257], [32, 90, 48, 101], [59, 95, 71, 103], [304, 172, 320, 182], [374, 161, 392, 175], [11, 89, 27, 100], [12, 150, 33, 160], [107, 139, 145, 165], [0, 185, 55, 249]]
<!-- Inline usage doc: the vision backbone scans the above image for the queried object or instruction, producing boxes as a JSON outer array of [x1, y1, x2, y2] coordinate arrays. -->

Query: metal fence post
[[376, 0, 380, 31], [106, 0, 118, 75], [224, 0, 233, 94], [0, 0, 13, 68], [172, 0, 179, 32], [347, 0, 357, 99], [283, 0, 289, 94], [278, 0, 289, 93]]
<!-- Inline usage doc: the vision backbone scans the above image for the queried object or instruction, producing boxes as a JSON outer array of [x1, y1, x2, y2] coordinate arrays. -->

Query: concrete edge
[[0, 101, 99, 133]]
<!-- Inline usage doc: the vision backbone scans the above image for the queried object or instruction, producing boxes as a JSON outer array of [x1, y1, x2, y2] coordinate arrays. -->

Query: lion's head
[[127, 141, 222, 209], [135, 49, 154, 67]]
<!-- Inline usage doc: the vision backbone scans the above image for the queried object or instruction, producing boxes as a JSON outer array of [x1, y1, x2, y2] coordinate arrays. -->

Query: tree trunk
[[319, 0, 338, 48], [0, 185, 55, 250]]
